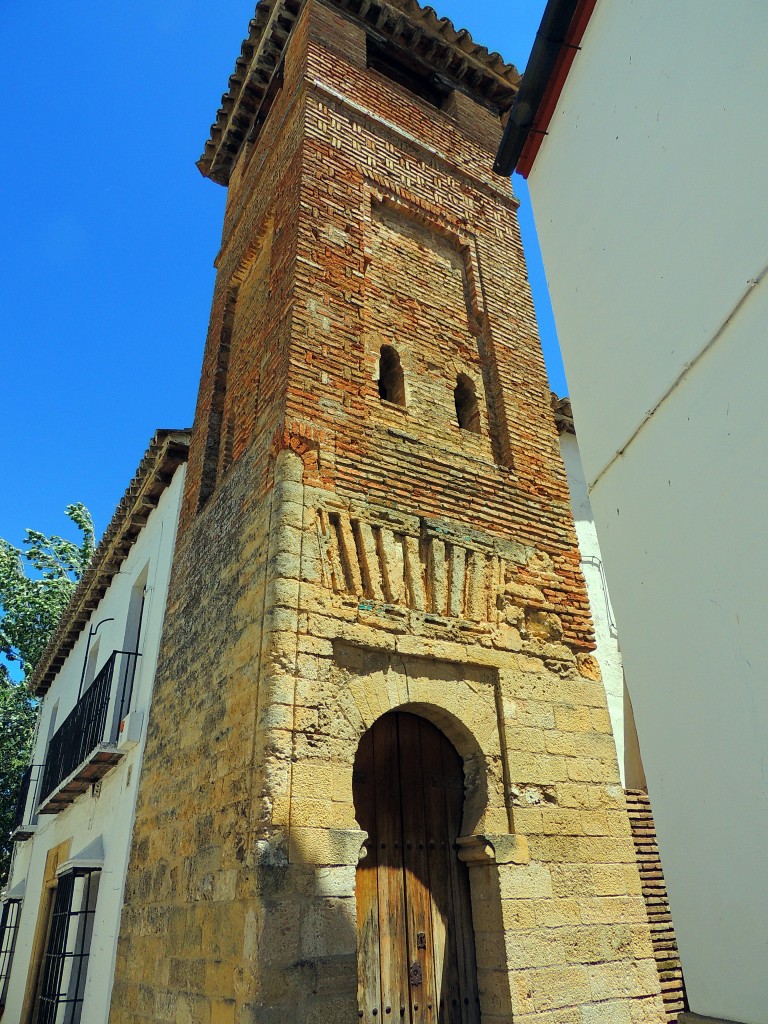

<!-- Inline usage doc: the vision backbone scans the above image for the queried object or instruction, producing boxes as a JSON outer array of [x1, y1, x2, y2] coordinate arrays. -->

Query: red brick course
[[183, 0, 593, 655]]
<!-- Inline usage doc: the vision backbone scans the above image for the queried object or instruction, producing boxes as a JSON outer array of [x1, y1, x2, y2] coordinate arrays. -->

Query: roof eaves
[[552, 393, 575, 435], [27, 429, 192, 698], [494, 0, 596, 178], [199, 0, 520, 186]]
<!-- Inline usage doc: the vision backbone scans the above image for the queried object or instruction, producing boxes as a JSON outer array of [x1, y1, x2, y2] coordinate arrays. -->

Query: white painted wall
[[528, 3, 768, 1021], [3, 465, 185, 1023], [559, 431, 627, 782]]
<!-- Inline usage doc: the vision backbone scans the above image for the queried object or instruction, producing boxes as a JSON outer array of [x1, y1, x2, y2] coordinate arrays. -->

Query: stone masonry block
[[587, 958, 660, 1002], [528, 965, 594, 1012], [498, 863, 554, 900]]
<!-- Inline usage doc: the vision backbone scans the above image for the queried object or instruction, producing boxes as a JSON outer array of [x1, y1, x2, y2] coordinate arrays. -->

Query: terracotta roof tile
[[199, 0, 520, 185], [551, 392, 575, 435], [27, 429, 192, 697]]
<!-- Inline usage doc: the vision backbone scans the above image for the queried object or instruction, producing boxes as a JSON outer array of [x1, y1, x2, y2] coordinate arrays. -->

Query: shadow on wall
[[353, 711, 480, 1023], [250, 695, 514, 1022], [245, 830, 360, 1022]]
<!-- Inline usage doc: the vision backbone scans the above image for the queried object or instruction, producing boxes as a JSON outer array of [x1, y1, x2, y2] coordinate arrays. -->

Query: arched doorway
[[353, 711, 480, 1023]]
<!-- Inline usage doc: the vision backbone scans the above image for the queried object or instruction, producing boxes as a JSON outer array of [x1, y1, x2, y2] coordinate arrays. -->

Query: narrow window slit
[[374, 527, 395, 604], [198, 288, 237, 510], [220, 412, 235, 477], [329, 513, 352, 593], [454, 374, 481, 433], [377, 345, 406, 406]]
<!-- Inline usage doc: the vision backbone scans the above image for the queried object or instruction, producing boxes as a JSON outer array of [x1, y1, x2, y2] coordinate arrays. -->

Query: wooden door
[[354, 712, 480, 1024]]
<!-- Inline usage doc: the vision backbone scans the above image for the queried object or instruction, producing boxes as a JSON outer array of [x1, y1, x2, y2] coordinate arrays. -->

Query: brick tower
[[110, 3, 666, 1022]]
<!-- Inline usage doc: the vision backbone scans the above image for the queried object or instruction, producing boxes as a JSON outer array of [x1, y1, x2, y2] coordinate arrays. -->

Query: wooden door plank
[[354, 728, 382, 1023], [354, 714, 481, 1024], [374, 714, 410, 1022], [399, 714, 438, 1024], [439, 731, 481, 1024], [420, 719, 464, 1024]]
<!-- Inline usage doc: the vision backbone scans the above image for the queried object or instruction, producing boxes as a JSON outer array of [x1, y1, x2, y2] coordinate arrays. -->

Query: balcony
[[37, 650, 140, 815]]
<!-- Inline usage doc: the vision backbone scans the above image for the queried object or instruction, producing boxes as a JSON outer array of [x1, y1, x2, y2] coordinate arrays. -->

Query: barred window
[[36, 870, 100, 1024], [0, 899, 21, 1005]]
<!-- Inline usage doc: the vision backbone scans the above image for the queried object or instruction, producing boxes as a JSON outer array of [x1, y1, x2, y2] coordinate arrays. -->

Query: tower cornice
[[198, 0, 520, 186]]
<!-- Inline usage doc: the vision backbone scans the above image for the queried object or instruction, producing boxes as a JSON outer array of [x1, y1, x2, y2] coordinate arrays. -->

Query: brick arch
[[356, 700, 490, 838], [333, 647, 504, 827]]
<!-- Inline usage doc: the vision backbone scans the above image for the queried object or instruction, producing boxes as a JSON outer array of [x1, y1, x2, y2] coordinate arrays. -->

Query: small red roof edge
[[518, 0, 599, 178]]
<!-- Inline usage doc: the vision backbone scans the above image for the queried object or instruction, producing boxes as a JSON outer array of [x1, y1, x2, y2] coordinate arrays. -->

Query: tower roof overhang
[[198, 0, 520, 186]]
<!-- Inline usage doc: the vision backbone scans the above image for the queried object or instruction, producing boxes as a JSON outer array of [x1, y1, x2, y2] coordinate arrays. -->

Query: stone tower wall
[[109, 4, 666, 1022]]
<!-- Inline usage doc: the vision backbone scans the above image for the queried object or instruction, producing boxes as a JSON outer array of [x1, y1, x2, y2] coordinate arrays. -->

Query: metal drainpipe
[[77, 618, 114, 700]]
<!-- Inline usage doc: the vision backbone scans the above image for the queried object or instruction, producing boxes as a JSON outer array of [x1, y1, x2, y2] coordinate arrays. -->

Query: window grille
[[0, 899, 21, 1005], [36, 870, 100, 1024]]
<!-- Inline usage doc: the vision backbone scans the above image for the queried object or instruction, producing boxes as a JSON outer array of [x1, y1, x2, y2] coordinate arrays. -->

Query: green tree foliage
[[0, 664, 37, 880], [0, 504, 95, 880], [0, 503, 95, 675]]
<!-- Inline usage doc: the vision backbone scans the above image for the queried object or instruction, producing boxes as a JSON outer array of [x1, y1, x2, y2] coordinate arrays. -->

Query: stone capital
[[289, 827, 368, 867], [456, 833, 530, 865]]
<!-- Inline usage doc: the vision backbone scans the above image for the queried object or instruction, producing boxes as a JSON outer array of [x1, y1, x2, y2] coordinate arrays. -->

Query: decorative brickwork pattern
[[625, 790, 687, 1022], [316, 505, 530, 616], [109, 4, 667, 1023]]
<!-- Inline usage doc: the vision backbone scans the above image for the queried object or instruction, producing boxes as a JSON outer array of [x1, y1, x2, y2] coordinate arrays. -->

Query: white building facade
[[497, 4, 768, 1023], [555, 398, 685, 1022], [554, 397, 645, 792], [0, 430, 189, 1024]]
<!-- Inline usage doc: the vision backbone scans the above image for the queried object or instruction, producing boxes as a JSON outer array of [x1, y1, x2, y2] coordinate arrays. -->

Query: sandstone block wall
[[109, 4, 666, 1022]]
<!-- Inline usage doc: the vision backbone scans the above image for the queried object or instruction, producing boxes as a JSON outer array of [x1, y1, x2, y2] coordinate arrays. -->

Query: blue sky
[[0, 0, 563, 551]]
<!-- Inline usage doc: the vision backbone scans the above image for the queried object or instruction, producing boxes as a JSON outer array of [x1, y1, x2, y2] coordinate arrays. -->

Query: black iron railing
[[10, 764, 43, 833], [39, 650, 140, 807]]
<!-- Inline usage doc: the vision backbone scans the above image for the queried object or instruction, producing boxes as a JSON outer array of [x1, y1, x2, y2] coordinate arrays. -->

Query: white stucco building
[[0, 430, 189, 1023], [554, 395, 684, 1022], [553, 397, 645, 792], [497, 4, 768, 1023]]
